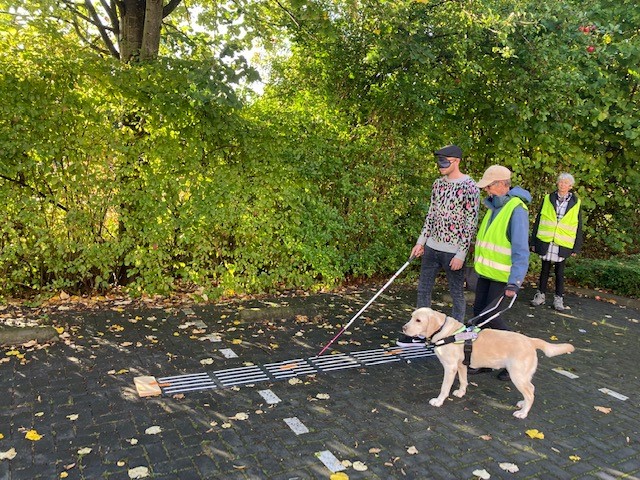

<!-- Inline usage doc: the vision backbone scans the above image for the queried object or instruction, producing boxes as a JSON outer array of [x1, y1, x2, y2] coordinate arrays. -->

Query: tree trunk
[[140, 0, 163, 61], [119, 0, 146, 62]]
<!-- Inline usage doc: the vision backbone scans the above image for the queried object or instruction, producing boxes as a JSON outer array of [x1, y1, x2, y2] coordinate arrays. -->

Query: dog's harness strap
[[433, 326, 480, 347], [463, 340, 473, 366]]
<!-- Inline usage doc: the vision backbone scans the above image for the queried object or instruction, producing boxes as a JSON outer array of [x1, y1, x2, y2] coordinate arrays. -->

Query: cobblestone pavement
[[1, 284, 638, 480]]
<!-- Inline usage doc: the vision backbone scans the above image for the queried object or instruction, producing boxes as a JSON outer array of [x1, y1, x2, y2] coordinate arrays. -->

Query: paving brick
[[2, 286, 639, 479]]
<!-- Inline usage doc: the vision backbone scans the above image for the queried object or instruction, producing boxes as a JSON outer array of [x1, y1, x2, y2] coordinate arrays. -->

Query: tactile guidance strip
[[157, 344, 435, 395]]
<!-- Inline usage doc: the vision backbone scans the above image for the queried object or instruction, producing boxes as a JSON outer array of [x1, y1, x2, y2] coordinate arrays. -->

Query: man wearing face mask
[[397, 145, 480, 347], [469, 165, 531, 380]]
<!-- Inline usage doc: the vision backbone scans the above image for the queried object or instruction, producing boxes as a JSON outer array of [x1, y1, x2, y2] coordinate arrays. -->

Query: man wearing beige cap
[[470, 165, 531, 380]]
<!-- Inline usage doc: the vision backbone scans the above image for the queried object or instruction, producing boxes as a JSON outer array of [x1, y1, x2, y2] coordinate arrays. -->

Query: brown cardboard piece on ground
[[134, 376, 162, 397]]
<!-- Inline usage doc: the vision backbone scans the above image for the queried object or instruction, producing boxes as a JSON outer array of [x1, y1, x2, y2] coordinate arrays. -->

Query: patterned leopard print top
[[416, 175, 480, 259]]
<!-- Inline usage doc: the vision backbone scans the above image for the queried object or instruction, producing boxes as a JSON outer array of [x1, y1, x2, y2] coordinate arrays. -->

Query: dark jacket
[[531, 191, 583, 258]]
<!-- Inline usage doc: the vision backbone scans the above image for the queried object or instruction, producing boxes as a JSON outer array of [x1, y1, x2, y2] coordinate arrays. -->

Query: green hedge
[[565, 255, 640, 298]]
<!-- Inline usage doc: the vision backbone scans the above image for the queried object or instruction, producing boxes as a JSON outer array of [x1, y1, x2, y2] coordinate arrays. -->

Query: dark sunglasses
[[436, 155, 456, 168]]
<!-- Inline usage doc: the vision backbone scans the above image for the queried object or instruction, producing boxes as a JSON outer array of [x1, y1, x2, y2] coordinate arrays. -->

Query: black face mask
[[436, 155, 452, 168]]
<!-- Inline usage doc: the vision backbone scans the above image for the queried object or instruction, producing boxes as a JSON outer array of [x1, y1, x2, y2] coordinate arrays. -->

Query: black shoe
[[396, 334, 426, 347], [496, 368, 510, 381], [467, 367, 492, 375]]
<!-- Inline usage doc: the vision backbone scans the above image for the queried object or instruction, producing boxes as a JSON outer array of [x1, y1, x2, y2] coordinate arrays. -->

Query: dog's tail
[[532, 338, 575, 357]]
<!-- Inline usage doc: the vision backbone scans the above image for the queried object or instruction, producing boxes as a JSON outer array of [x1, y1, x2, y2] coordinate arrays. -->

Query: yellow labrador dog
[[403, 307, 574, 419]]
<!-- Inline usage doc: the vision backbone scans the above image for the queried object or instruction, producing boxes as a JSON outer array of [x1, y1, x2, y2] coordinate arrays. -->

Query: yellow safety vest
[[474, 198, 527, 282], [536, 195, 581, 249]]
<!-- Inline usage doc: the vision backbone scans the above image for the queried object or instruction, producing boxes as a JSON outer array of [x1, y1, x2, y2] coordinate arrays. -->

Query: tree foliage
[[0, 0, 638, 299]]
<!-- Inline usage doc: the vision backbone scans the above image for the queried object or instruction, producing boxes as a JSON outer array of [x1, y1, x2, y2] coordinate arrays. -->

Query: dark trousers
[[538, 260, 566, 296], [472, 276, 511, 330], [416, 246, 466, 321]]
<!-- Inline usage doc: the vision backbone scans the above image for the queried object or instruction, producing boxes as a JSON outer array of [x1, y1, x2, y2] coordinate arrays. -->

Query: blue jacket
[[481, 186, 531, 290]]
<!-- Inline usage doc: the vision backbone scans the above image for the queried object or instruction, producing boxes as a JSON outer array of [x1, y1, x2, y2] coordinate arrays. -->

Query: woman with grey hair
[[530, 173, 584, 310]]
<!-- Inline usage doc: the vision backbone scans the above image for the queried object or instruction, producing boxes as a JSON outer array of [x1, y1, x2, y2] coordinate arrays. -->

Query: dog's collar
[[428, 316, 451, 341]]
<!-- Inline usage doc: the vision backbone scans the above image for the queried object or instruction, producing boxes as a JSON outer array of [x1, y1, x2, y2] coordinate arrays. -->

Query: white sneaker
[[396, 335, 426, 347], [531, 291, 546, 306], [553, 295, 565, 311]]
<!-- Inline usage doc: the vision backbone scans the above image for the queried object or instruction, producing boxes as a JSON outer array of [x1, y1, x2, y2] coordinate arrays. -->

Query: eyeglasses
[[483, 180, 502, 190], [436, 155, 458, 168]]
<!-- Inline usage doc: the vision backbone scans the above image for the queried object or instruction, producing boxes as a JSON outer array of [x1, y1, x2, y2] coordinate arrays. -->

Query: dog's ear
[[414, 308, 446, 338]]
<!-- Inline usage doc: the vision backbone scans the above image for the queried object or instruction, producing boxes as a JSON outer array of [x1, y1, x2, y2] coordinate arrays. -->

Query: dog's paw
[[452, 388, 466, 398], [513, 409, 528, 419], [429, 398, 444, 407]]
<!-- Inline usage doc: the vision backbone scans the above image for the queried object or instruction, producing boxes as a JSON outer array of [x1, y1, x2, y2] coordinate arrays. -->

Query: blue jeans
[[416, 246, 466, 321]]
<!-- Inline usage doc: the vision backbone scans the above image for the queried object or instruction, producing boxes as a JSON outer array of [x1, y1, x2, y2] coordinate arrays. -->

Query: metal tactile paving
[[393, 344, 435, 360], [351, 348, 402, 366], [308, 353, 361, 372], [157, 372, 217, 394], [264, 358, 317, 380], [214, 365, 270, 387], [158, 345, 436, 395]]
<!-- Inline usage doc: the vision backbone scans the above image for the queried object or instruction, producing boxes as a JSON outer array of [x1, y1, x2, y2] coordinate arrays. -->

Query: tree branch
[[163, 0, 182, 18], [0, 174, 69, 212], [71, 18, 116, 57], [270, 0, 300, 29], [84, 0, 120, 58], [99, 0, 120, 36]]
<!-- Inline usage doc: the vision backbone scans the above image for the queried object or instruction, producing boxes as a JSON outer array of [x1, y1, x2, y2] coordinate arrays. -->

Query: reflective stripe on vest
[[474, 198, 527, 283], [536, 195, 581, 249]]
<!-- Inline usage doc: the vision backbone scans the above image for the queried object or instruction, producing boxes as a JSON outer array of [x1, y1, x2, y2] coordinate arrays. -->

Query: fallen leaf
[[352, 461, 368, 471], [0, 448, 17, 460], [369, 447, 382, 454], [480, 435, 492, 441], [499, 462, 519, 473], [66, 414, 79, 421], [550, 335, 558, 341], [0, 434, 3, 440], [316, 393, 330, 400], [25, 430, 43, 441], [525, 429, 545, 439], [230, 412, 249, 421], [60, 472, 68, 478], [594, 406, 612, 414], [77, 447, 92, 455], [200, 358, 214, 365], [473, 469, 491, 479], [330, 473, 349, 480], [127, 438, 138, 445], [145, 426, 162, 435], [288, 378, 302, 385], [569, 455, 581, 462], [231, 338, 242, 344], [128, 466, 150, 479], [221, 423, 232, 429], [54, 326, 65, 334], [117, 460, 126, 467], [407, 446, 419, 455]]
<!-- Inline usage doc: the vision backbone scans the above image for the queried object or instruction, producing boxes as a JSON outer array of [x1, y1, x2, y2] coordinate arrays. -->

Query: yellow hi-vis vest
[[536, 195, 581, 249], [474, 198, 527, 282]]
